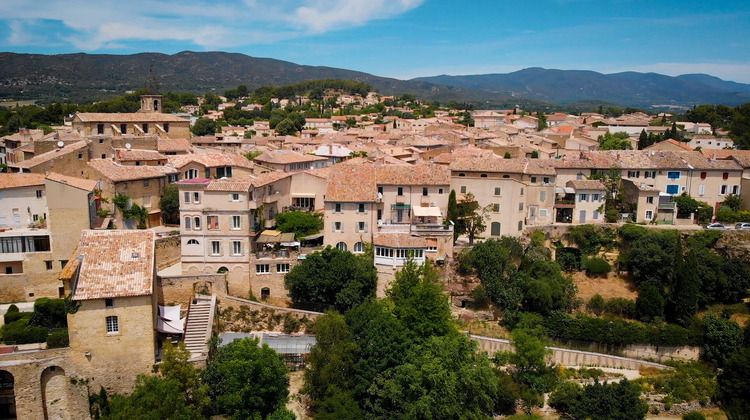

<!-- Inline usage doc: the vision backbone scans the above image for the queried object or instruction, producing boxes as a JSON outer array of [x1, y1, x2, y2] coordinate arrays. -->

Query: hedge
[[0, 319, 48, 344], [542, 312, 700, 347], [714, 209, 750, 223], [585, 257, 611, 276], [46, 330, 69, 348]]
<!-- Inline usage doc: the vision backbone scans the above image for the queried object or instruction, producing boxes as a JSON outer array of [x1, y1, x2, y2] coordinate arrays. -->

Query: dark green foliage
[[668, 238, 700, 326], [552, 379, 648, 420], [304, 312, 357, 404], [284, 246, 377, 312], [683, 412, 706, 420], [106, 376, 204, 420], [3, 307, 30, 324], [315, 389, 362, 420], [634, 362, 717, 404], [519, 260, 576, 314], [274, 211, 323, 238], [0, 318, 48, 344], [46, 329, 69, 348], [585, 257, 611, 276], [598, 131, 633, 150], [266, 408, 297, 420], [30, 298, 67, 328], [556, 247, 581, 271], [717, 349, 750, 420], [627, 229, 678, 287], [619, 223, 648, 242], [467, 239, 522, 310], [568, 224, 615, 255], [191, 118, 216, 136], [447, 190, 459, 243], [587, 294, 606, 315], [549, 381, 583, 416], [159, 185, 180, 224], [636, 283, 665, 322], [702, 314, 743, 367], [202, 337, 289, 418]]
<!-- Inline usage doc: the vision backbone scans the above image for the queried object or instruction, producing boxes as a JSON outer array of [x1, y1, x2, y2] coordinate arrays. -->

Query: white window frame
[[356, 221, 367, 232], [231, 240, 243, 256], [353, 242, 365, 254], [230, 193, 241, 202], [256, 264, 270, 274], [210, 241, 221, 256], [276, 263, 290, 273], [192, 192, 200, 203], [334, 221, 343, 232], [106, 315, 119, 334], [231, 215, 242, 230]]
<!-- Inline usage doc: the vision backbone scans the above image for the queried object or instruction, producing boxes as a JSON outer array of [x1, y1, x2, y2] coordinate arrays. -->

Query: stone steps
[[182, 294, 216, 360]]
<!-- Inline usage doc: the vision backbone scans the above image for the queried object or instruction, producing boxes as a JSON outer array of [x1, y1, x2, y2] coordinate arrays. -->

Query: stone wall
[[622, 344, 701, 363], [157, 273, 227, 307], [0, 348, 90, 420], [155, 235, 181, 270]]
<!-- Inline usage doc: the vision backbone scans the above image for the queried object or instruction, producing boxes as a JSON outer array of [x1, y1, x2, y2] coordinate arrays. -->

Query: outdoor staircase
[[183, 294, 216, 361]]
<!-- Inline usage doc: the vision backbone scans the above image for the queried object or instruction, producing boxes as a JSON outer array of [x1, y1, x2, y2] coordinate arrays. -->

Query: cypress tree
[[447, 190, 459, 243], [669, 235, 700, 326]]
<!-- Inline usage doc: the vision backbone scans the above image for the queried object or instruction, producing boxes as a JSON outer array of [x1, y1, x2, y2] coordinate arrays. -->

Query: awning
[[281, 241, 300, 247], [157, 305, 184, 334], [391, 204, 411, 210], [302, 233, 324, 241], [291, 193, 316, 198], [256, 230, 297, 244], [412, 206, 442, 217]]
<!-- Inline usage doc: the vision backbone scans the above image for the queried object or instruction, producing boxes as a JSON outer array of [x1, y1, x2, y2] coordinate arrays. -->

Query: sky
[[1, 0, 750, 83]]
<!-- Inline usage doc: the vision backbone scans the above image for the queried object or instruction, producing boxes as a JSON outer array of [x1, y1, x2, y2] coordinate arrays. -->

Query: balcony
[[255, 250, 291, 259], [411, 223, 453, 234], [554, 198, 575, 208], [263, 192, 281, 204], [658, 201, 677, 211], [420, 195, 432, 205]]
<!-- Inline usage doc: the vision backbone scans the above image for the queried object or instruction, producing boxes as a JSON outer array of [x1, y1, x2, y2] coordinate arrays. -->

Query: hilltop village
[[0, 85, 749, 419]]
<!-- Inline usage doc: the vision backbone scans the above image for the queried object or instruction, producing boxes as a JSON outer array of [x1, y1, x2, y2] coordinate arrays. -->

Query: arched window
[[185, 169, 198, 179], [261, 288, 270, 300], [0, 370, 15, 419], [153, 99, 159, 111], [217, 267, 228, 273], [187, 239, 199, 245], [336, 242, 348, 251], [353, 242, 365, 253]]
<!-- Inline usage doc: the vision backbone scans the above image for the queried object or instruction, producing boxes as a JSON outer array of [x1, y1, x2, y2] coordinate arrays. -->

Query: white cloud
[[1, 0, 424, 50]]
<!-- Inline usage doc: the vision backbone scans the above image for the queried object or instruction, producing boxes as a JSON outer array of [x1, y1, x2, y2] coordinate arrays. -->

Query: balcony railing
[[411, 223, 453, 233], [255, 250, 291, 259], [554, 198, 575, 205]]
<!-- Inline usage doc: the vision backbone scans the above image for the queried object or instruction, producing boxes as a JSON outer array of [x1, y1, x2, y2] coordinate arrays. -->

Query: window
[[164, 123, 170, 133], [579, 193, 589, 202], [105, 298, 114, 308], [336, 242, 348, 251], [357, 203, 366, 213], [232, 241, 243, 256], [644, 171, 656, 178], [143, 180, 149, 187], [334, 203, 342, 213], [357, 221, 367, 232], [518, 202, 524, 211], [120, 124, 127, 134], [520, 188, 524, 196], [667, 171, 681, 180], [531, 177, 537, 183], [540, 191, 546, 201], [192, 192, 200, 203], [184, 192, 190, 203], [700, 172, 707, 180], [646, 196, 654, 204], [97, 123, 104, 135], [723, 172, 729, 180], [577, 173, 583, 180], [207, 216, 219, 230], [593, 210, 600, 219], [45, 260, 53, 270], [36, 190, 42, 198], [78, 153, 83, 159], [142, 123, 149, 134], [193, 216, 201, 229], [378, 186, 383, 195], [106, 316, 119, 334], [256, 264, 270, 274], [543, 177, 551, 184], [491, 222, 501, 236], [503, 174, 510, 179], [592, 194, 600, 201], [494, 187, 501, 196], [187, 239, 199, 245], [206, 169, 212, 178], [60, 260, 68, 269], [397, 187, 403, 196], [231, 215, 241, 230], [353, 242, 365, 253], [185, 169, 198, 179], [493, 203, 500, 213], [210, 241, 221, 255], [438, 188, 444, 194], [102, 154, 107, 159], [480, 174, 488, 178], [184, 217, 192, 229], [422, 187, 428, 196], [699, 184, 706, 196], [458, 173, 465, 177], [627, 171, 640, 178], [230, 193, 240, 202], [460, 186, 467, 194], [334, 222, 343, 232], [539, 209, 548, 218], [720, 185, 728, 195], [518, 221, 523, 231], [666, 185, 679, 195], [646, 210, 653, 220], [732, 185, 740, 195], [277, 263, 290, 273]]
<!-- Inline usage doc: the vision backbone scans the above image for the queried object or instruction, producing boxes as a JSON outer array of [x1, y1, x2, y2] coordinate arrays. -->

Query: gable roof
[[254, 149, 328, 165], [88, 159, 177, 182], [74, 112, 187, 123], [71, 230, 155, 301], [168, 153, 254, 170], [9, 141, 87, 170], [326, 165, 377, 202], [45, 173, 98, 192], [0, 173, 46, 190]]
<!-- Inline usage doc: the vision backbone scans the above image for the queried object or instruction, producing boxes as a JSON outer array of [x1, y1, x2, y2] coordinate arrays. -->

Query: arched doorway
[[0, 370, 15, 419], [41, 366, 69, 420], [261, 288, 270, 300]]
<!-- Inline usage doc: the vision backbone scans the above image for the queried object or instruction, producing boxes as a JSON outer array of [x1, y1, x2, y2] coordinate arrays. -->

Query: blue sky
[[2, 0, 749, 82]]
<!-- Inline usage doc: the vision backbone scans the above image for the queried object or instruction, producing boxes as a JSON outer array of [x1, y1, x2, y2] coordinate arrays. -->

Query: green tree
[[159, 342, 211, 412], [106, 375, 204, 420], [456, 192, 491, 245], [159, 184, 180, 225], [191, 118, 216, 136], [636, 283, 665, 322], [202, 337, 289, 418], [598, 131, 633, 150], [717, 349, 750, 420], [722, 194, 742, 212], [537, 114, 548, 131], [274, 211, 323, 238], [305, 312, 357, 404], [570, 379, 648, 420], [702, 314, 743, 367], [284, 246, 377, 312], [668, 236, 699, 326]]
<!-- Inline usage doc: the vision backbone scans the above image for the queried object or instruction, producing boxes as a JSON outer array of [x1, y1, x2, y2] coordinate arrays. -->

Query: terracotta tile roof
[[647, 139, 693, 151], [375, 164, 450, 185], [88, 159, 177, 182], [74, 112, 187, 123], [205, 171, 291, 191], [326, 165, 377, 202], [254, 149, 328, 164], [71, 230, 155, 301], [450, 156, 528, 173], [566, 180, 606, 190], [168, 153, 254, 169], [373, 233, 427, 248], [0, 173, 46, 189], [731, 154, 750, 168], [700, 148, 750, 160], [304, 166, 334, 180], [157, 138, 192, 152], [9, 141, 87, 170], [670, 151, 742, 171], [46, 173, 98, 191], [115, 149, 168, 162]]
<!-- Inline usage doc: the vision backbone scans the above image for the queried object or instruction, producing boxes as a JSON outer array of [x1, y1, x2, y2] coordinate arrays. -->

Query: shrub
[[0, 319, 48, 344], [46, 330, 70, 348], [619, 223, 648, 242], [556, 247, 580, 271], [585, 257, 611, 276], [587, 294, 605, 315], [3, 309, 31, 324], [29, 298, 67, 329], [683, 412, 706, 420], [605, 208, 619, 222]]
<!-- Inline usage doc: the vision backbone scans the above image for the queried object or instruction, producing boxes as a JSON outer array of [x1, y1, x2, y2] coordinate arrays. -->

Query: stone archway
[[0, 370, 15, 420], [40, 366, 71, 420]]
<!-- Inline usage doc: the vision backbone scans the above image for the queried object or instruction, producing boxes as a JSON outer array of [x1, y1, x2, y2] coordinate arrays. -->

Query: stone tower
[[139, 94, 163, 113]]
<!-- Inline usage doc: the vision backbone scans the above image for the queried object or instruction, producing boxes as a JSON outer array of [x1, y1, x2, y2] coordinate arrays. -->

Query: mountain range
[[1, 51, 748, 110]]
